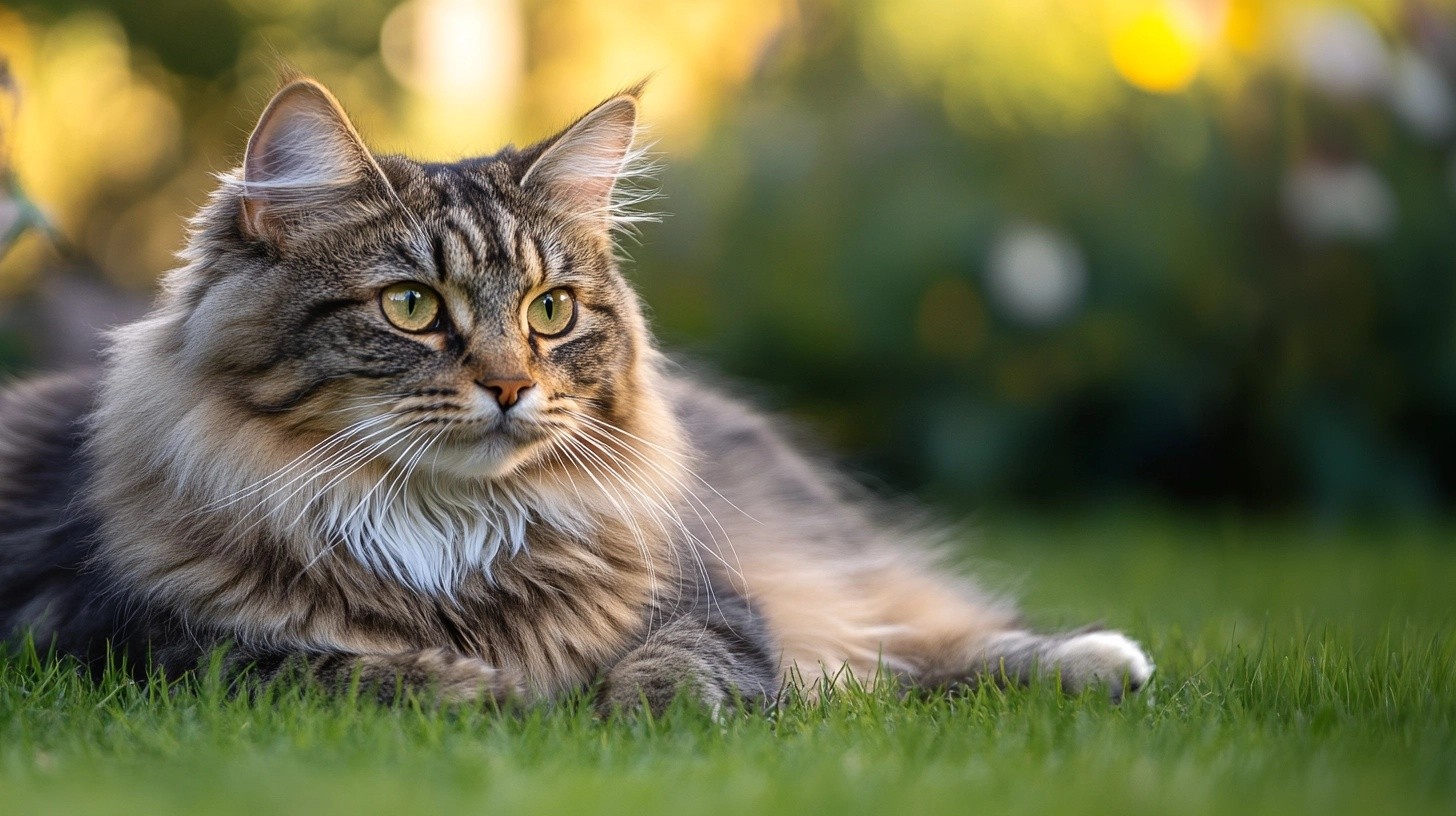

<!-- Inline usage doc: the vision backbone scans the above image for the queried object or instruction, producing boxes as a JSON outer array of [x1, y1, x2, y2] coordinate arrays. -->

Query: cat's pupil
[[405, 290, 418, 314], [543, 295, 555, 320]]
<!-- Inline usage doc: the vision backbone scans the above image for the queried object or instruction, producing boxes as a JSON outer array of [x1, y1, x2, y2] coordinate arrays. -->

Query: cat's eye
[[526, 288, 576, 337], [380, 283, 442, 333]]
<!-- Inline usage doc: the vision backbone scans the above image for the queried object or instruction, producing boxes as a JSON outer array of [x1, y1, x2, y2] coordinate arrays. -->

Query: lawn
[[1, 513, 1452, 815]]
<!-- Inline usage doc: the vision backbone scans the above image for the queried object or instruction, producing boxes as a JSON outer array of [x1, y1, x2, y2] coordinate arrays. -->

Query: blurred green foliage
[[644, 4, 1456, 518], [2, 0, 1454, 518]]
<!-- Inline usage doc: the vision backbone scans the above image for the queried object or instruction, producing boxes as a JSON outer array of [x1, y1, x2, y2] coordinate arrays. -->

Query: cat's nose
[[478, 377, 535, 410]]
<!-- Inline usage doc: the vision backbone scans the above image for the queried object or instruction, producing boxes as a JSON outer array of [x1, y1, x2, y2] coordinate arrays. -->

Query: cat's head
[[90, 77, 691, 594], [152, 77, 671, 483]]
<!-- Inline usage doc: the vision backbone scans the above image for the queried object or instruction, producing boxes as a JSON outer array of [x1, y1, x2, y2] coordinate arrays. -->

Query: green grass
[[2, 513, 1453, 815]]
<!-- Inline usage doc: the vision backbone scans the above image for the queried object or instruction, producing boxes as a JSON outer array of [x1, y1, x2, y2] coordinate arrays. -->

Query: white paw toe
[[1044, 631, 1154, 697]]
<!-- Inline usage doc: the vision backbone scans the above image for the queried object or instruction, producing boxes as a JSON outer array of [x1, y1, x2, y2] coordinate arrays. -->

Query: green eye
[[381, 283, 441, 332], [526, 288, 576, 337]]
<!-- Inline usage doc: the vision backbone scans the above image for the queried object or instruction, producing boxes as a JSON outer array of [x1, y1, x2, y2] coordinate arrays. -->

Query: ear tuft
[[521, 91, 657, 233], [234, 79, 390, 243]]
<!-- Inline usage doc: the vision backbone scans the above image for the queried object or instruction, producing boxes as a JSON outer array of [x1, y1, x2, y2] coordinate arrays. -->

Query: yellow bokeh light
[[1221, 0, 1265, 54], [1110, 7, 1202, 94]]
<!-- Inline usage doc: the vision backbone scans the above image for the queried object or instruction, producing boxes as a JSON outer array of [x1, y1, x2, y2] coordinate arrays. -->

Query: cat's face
[[178, 80, 654, 481]]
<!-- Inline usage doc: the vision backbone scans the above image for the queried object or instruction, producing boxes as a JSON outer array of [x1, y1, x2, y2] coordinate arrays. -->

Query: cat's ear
[[236, 78, 393, 244], [520, 87, 644, 230]]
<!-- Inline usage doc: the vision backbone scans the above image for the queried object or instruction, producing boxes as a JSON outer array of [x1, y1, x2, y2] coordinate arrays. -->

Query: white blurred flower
[[1282, 160, 1397, 243], [984, 222, 1087, 326], [1290, 8, 1391, 101], [1389, 48, 1456, 142]]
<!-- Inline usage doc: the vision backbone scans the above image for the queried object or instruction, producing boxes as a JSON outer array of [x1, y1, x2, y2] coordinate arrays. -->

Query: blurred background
[[1, 0, 1453, 522]]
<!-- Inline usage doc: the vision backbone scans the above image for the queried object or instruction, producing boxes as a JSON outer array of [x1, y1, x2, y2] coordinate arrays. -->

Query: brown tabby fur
[[0, 78, 1152, 712]]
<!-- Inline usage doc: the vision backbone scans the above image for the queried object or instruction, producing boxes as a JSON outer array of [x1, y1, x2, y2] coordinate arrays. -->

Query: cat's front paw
[[1043, 631, 1154, 700], [597, 648, 727, 717], [356, 648, 525, 705]]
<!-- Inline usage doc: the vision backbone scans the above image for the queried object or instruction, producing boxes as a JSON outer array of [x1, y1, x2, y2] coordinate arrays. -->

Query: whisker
[[198, 416, 410, 545], [552, 437, 663, 625], [572, 424, 744, 583], [564, 411, 746, 586], [543, 443, 662, 632], [226, 420, 427, 544], [350, 427, 448, 586], [333, 426, 435, 533], [183, 414, 393, 518], [565, 429, 741, 642], [557, 433, 729, 641], [567, 405, 761, 523]]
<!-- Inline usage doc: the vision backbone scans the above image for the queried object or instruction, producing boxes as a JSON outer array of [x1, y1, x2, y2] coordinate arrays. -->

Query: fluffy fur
[[0, 78, 1152, 712]]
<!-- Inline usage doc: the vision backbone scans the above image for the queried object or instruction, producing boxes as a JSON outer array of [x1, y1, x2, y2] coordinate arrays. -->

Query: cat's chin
[[406, 436, 545, 482]]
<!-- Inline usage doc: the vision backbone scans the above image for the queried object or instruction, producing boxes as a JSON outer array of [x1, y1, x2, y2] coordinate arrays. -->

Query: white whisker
[[564, 410, 747, 588], [553, 436, 663, 615]]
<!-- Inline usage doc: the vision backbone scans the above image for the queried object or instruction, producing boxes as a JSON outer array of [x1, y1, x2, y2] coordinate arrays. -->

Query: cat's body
[[0, 79, 1151, 711]]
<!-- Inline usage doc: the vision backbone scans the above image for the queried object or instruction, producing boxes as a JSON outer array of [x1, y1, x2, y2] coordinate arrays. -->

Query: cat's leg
[[860, 573, 1155, 699], [745, 546, 1153, 699], [597, 593, 780, 716], [227, 646, 525, 705]]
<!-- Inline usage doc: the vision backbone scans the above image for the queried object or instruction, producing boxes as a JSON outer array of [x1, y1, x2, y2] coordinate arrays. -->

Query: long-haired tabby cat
[[0, 78, 1152, 712]]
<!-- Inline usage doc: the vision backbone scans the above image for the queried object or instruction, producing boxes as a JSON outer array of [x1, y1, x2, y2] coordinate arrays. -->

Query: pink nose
[[479, 377, 534, 409]]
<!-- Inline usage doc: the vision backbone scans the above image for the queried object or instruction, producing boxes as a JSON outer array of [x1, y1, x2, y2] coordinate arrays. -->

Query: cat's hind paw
[[1043, 631, 1154, 700]]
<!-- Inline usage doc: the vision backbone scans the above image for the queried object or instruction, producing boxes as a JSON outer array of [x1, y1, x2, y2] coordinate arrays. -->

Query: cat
[[0, 77, 1152, 712]]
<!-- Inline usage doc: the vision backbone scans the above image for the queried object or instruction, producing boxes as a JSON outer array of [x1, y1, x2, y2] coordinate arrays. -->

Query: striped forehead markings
[[427, 171, 508, 278], [429, 233, 450, 283], [513, 226, 550, 289], [440, 216, 486, 274]]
